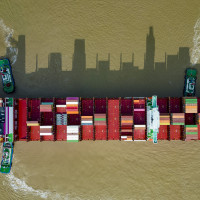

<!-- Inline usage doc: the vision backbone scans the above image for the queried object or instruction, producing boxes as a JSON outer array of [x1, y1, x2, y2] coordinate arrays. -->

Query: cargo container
[[81, 98, 93, 116], [171, 113, 185, 125], [134, 125, 146, 140], [18, 99, 27, 141], [67, 125, 79, 142], [170, 97, 182, 113], [108, 99, 120, 140], [56, 114, 67, 125], [41, 135, 54, 141], [157, 125, 168, 140], [185, 125, 198, 140], [30, 126, 40, 141], [82, 125, 93, 140], [94, 98, 106, 113], [157, 98, 169, 113], [185, 113, 196, 125], [121, 115, 133, 141], [160, 114, 170, 125], [184, 97, 197, 113], [121, 98, 132, 115], [133, 98, 146, 125], [68, 114, 80, 125], [170, 125, 182, 140], [56, 125, 67, 141], [55, 98, 66, 113], [28, 99, 40, 121], [94, 114, 106, 126], [66, 97, 79, 114], [95, 125, 107, 140], [41, 112, 53, 126]]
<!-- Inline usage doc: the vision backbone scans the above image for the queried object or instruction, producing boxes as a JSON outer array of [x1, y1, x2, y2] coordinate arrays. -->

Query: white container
[[67, 125, 79, 133]]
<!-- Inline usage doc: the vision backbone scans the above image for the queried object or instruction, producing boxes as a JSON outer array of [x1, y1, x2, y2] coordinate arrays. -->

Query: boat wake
[[4, 171, 67, 199], [0, 19, 18, 65], [190, 17, 200, 65]]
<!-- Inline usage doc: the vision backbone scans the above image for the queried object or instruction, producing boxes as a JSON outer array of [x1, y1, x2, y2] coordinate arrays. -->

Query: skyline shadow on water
[[2, 26, 200, 98]]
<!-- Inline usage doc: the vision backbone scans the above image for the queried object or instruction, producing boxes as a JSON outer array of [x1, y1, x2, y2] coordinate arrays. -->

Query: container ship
[[0, 96, 200, 143]]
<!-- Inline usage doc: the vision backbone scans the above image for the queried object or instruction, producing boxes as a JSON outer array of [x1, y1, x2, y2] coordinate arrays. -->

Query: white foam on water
[[0, 19, 18, 65], [190, 18, 200, 65], [5, 171, 65, 199]]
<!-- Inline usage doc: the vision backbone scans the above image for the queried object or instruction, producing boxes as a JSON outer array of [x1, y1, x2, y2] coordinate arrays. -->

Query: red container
[[94, 98, 106, 113], [29, 99, 40, 121], [95, 125, 107, 140], [185, 113, 196, 125], [41, 135, 54, 141], [30, 126, 40, 141], [134, 128, 146, 140], [82, 125, 93, 140], [56, 125, 67, 141], [68, 114, 81, 125], [134, 111, 146, 125], [157, 98, 169, 113], [157, 125, 168, 140], [41, 112, 53, 125], [121, 99, 132, 115], [81, 99, 93, 116], [18, 99, 27, 141], [55, 98, 66, 105], [170, 97, 182, 113], [108, 99, 120, 140], [170, 125, 181, 140]]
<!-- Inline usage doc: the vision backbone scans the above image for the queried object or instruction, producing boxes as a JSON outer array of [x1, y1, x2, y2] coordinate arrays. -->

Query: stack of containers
[[171, 113, 185, 125], [56, 114, 67, 125], [133, 99, 146, 124], [108, 99, 120, 140], [94, 114, 106, 125], [67, 125, 79, 142], [94, 98, 107, 140], [160, 114, 170, 125], [40, 102, 53, 112], [185, 125, 198, 140], [185, 98, 197, 113], [40, 126, 53, 136], [121, 116, 133, 141], [26, 121, 40, 126], [66, 97, 79, 114], [56, 105, 66, 113], [81, 116, 93, 125]]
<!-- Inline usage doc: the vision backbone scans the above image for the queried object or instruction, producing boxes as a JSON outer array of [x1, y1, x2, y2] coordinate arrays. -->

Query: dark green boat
[[0, 59, 15, 93], [0, 142, 13, 174], [183, 68, 197, 97]]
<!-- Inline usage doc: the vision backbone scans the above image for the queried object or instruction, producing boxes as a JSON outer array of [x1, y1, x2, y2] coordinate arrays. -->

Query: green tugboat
[[0, 142, 13, 174], [184, 68, 197, 97], [0, 58, 15, 93]]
